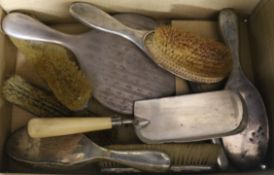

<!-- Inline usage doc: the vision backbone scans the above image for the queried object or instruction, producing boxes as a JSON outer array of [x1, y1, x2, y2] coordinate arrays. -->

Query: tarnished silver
[[70, 2, 151, 53], [7, 128, 170, 172], [134, 90, 247, 143], [219, 9, 269, 169], [2, 13, 174, 114]]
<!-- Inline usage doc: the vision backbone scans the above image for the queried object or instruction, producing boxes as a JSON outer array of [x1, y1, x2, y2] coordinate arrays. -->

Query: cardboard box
[[0, 0, 273, 174]]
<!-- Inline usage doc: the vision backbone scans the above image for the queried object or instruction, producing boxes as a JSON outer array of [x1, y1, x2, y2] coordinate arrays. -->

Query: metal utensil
[[7, 127, 170, 172], [28, 90, 246, 143], [219, 9, 269, 169], [2, 13, 175, 114]]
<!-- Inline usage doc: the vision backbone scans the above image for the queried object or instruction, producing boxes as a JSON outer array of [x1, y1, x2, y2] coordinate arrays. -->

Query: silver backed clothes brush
[[7, 128, 170, 172], [219, 9, 269, 169], [28, 90, 247, 144]]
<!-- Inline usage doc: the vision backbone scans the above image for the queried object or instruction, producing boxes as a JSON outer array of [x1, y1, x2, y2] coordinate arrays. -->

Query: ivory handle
[[28, 117, 112, 138]]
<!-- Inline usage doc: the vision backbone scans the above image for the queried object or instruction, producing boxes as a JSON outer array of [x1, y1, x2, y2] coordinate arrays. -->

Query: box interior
[[0, 0, 274, 174]]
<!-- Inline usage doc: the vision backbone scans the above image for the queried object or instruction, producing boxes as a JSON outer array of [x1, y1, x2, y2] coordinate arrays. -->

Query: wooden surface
[[0, 0, 260, 23]]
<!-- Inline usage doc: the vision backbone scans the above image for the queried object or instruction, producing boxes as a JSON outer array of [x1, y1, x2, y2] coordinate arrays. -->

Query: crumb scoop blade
[[134, 90, 246, 143]]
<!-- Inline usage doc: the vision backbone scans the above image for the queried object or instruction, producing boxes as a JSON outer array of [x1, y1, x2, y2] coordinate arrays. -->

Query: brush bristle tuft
[[10, 38, 92, 111], [145, 26, 232, 83], [2, 75, 72, 116]]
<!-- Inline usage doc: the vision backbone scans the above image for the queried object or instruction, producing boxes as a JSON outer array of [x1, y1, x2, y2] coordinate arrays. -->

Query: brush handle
[[218, 9, 242, 75], [101, 150, 170, 172], [70, 2, 148, 51], [2, 13, 73, 49], [28, 117, 112, 138]]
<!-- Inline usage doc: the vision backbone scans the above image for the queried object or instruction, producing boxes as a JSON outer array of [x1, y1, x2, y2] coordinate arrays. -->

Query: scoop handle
[[219, 9, 241, 70], [28, 117, 112, 138], [70, 2, 147, 51], [2, 13, 72, 48], [105, 150, 170, 172]]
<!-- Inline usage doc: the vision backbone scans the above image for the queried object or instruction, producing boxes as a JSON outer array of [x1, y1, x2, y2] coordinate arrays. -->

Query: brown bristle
[[10, 38, 92, 111], [2, 75, 72, 116], [145, 26, 232, 83], [2, 75, 124, 117], [99, 144, 220, 168]]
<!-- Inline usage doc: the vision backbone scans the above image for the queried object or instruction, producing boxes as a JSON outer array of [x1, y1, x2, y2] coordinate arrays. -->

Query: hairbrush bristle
[[99, 144, 220, 168], [10, 38, 92, 111], [2, 75, 72, 116], [2, 75, 124, 117], [145, 26, 232, 83]]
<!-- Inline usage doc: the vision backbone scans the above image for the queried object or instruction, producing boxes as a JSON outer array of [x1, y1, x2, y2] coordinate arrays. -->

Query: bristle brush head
[[10, 38, 92, 111], [35, 51, 92, 110], [99, 144, 221, 169], [2, 75, 72, 116], [145, 26, 232, 83]]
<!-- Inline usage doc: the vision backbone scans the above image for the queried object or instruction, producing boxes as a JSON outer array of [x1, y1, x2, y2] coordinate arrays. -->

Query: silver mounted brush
[[6, 128, 170, 172]]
